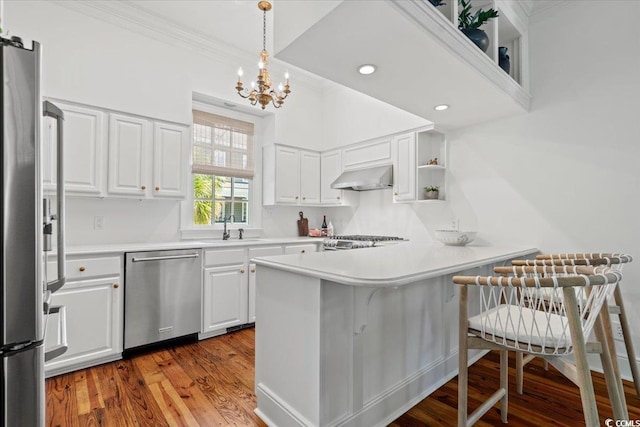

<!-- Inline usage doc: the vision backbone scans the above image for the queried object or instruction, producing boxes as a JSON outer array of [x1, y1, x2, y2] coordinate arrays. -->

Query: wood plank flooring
[[47, 327, 640, 426]]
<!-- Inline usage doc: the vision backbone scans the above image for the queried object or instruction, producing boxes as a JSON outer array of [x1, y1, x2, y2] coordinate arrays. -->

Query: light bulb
[[278, 83, 284, 92], [284, 71, 290, 80], [250, 81, 256, 89], [258, 60, 264, 70], [237, 67, 243, 77]]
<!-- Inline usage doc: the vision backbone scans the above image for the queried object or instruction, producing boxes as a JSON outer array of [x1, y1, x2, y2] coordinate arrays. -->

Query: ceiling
[[66, 0, 564, 127], [126, 0, 275, 55]]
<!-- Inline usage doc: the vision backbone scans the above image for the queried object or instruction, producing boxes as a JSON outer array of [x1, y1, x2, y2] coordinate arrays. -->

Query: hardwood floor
[[47, 327, 640, 426]]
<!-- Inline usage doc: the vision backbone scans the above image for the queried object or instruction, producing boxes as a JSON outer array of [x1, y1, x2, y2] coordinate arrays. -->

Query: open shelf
[[416, 128, 447, 202]]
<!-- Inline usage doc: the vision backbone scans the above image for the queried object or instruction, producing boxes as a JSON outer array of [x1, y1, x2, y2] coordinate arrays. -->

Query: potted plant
[[458, 0, 499, 52], [424, 186, 440, 200]]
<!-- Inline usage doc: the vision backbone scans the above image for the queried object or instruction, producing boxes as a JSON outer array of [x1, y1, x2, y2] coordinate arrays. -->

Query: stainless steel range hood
[[331, 165, 393, 191]]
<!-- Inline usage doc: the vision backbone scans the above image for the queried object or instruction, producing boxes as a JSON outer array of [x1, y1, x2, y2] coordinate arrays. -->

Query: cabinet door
[[44, 277, 122, 375], [202, 265, 248, 334], [108, 113, 150, 196], [248, 263, 256, 323], [299, 150, 321, 204], [320, 150, 343, 204], [153, 122, 188, 198], [275, 146, 300, 204], [42, 103, 106, 195], [393, 133, 416, 202]]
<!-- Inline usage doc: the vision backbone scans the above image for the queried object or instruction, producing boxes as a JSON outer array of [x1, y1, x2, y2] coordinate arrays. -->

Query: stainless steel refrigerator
[[1, 37, 67, 426]]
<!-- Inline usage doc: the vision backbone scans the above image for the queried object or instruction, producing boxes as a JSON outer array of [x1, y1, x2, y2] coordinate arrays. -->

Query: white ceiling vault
[[55, 0, 566, 125]]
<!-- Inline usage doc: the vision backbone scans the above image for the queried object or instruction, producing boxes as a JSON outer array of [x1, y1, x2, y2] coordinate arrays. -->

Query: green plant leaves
[[458, 0, 499, 29]]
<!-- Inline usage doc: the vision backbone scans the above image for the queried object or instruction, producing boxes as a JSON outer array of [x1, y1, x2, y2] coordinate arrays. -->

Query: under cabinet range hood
[[331, 165, 393, 191]]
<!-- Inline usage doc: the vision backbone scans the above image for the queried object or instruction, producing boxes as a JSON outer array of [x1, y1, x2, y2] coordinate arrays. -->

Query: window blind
[[192, 110, 254, 179]]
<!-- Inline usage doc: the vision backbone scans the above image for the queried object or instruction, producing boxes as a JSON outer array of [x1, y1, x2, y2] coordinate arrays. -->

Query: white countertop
[[253, 241, 538, 287], [62, 237, 323, 256]]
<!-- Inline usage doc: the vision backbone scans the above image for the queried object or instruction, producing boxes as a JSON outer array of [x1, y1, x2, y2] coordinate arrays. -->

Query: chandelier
[[235, 1, 291, 110]]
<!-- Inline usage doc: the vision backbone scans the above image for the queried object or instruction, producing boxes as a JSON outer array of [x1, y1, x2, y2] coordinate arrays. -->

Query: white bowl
[[434, 230, 476, 246]]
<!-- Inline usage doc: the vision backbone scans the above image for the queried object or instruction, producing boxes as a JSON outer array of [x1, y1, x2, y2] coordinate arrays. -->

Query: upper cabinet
[[108, 115, 188, 199], [108, 114, 150, 197], [263, 145, 322, 206], [320, 150, 343, 205], [43, 102, 106, 196], [273, 0, 531, 129], [152, 122, 188, 198], [43, 99, 189, 200], [392, 133, 416, 203]]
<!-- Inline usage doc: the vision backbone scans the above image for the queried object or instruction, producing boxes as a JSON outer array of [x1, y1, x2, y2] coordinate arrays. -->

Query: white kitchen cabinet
[[274, 145, 300, 204], [108, 113, 188, 199], [202, 265, 248, 334], [299, 150, 321, 204], [343, 139, 392, 170], [44, 255, 122, 377], [320, 150, 344, 205], [153, 122, 188, 198], [392, 133, 416, 202], [108, 113, 151, 196], [43, 102, 106, 195], [263, 145, 321, 205]]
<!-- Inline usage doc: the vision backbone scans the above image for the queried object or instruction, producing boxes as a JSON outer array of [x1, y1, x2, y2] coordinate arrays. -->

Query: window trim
[[180, 101, 264, 237]]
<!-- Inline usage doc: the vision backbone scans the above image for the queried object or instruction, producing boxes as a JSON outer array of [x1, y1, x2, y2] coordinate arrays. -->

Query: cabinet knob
[[79, 266, 86, 272], [337, 196, 341, 200], [141, 185, 147, 190], [301, 249, 306, 253], [295, 196, 299, 200], [302, 197, 306, 201], [113, 283, 119, 289], [394, 192, 398, 196], [240, 269, 245, 274], [155, 186, 160, 191], [251, 269, 256, 273]]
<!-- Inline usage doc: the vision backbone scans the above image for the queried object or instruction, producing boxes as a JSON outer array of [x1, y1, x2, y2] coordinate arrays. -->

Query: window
[[191, 110, 254, 226]]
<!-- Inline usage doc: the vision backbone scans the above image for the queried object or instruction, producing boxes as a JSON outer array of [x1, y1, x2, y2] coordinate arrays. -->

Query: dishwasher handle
[[131, 253, 200, 263]]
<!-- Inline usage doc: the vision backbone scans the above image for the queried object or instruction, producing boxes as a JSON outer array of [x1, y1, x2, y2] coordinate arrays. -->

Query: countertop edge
[[253, 247, 539, 287], [58, 237, 323, 256]]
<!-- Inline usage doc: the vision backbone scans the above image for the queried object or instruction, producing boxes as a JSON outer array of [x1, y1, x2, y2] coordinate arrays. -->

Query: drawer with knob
[[47, 256, 121, 281]]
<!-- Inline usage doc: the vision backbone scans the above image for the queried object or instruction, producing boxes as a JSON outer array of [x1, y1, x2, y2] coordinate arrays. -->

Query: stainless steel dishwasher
[[124, 249, 201, 350]]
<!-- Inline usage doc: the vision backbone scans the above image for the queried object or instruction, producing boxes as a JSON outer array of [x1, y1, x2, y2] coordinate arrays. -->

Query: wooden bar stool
[[454, 268, 626, 426], [509, 254, 637, 398]]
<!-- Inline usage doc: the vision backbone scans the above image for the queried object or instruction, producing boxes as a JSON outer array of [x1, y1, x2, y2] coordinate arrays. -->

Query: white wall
[[447, 1, 640, 368]]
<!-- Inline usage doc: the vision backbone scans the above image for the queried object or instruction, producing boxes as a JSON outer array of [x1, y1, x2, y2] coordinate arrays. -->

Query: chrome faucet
[[238, 228, 244, 240], [222, 215, 235, 240]]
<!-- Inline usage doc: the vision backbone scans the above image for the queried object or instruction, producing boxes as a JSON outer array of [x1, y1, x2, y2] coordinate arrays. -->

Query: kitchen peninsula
[[253, 242, 537, 427]]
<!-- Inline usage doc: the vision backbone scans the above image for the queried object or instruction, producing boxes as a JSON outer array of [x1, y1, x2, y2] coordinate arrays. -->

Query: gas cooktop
[[322, 235, 406, 250]]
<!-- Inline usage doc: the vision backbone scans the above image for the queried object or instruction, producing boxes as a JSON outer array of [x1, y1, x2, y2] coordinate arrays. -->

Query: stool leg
[[595, 312, 628, 420], [500, 350, 509, 423], [615, 286, 640, 397], [601, 298, 628, 411], [458, 286, 468, 427], [564, 288, 599, 427], [515, 352, 524, 394]]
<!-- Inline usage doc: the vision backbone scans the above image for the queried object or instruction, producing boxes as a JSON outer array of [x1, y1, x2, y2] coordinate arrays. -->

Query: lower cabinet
[[44, 276, 122, 377], [202, 264, 249, 335]]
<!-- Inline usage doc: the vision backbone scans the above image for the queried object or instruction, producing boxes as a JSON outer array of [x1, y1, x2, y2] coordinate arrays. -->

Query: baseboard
[[45, 353, 122, 378], [256, 383, 315, 427]]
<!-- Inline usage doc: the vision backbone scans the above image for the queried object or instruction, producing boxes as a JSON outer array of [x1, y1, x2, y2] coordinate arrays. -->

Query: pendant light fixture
[[235, 1, 291, 110]]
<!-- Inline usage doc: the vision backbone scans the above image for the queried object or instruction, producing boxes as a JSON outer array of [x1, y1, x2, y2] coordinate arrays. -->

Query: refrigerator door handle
[[43, 101, 66, 294], [44, 305, 68, 362]]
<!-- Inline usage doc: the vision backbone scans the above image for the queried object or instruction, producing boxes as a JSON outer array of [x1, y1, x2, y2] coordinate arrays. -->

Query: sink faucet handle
[[238, 228, 245, 240]]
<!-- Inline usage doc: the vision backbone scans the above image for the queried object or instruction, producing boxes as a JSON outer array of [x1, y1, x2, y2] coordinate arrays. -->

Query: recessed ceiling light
[[434, 104, 449, 111], [358, 64, 377, 75]]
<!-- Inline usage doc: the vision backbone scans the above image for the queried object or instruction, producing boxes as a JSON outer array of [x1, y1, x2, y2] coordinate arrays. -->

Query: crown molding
[[54, 0, 324, 90]]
